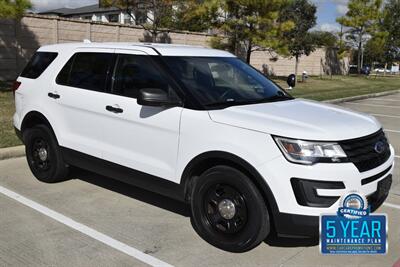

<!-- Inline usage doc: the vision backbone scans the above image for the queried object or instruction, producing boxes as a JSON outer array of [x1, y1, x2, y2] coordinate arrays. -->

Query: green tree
[[101, 0, 176, 42], [186, 0, 294, 63], [363, 0, 400, 72], [173, 0, 211, 32], [0, 0, 31, 18], [336, 25, 349, 59], [336, 0, 383, 74], [382, 0, 400, 63], [279, 0, 317, 81], [311, 31, 337, 48], [364, 31, 388, 65]]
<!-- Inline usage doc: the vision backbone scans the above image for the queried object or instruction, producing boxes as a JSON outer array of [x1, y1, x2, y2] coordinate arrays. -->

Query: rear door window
[[20, 52, 58, 79], [56, 52, 113, 92]]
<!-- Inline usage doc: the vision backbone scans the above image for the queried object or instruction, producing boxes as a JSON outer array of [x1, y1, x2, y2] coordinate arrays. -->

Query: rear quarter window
[[20, 52, 58, 79]]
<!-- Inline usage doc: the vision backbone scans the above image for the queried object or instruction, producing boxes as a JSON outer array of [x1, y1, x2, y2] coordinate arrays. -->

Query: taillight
[[12, 81, 21, 95]]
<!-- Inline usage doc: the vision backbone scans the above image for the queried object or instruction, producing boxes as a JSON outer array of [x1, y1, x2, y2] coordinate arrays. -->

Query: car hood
[[208, 99, 381, 141]]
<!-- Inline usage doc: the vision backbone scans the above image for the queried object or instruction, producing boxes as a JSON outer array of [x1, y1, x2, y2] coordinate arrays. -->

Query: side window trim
[[104, 53, 118, 94], [109, 54, 121, 95]]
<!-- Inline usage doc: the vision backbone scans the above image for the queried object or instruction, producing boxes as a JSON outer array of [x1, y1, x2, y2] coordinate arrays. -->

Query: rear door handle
[[48, 92, 60, 99], [106, 105, 123, 113]]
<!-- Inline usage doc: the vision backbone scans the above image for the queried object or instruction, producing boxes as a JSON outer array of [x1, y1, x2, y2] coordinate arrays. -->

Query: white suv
[[13, 43, 395, 252]]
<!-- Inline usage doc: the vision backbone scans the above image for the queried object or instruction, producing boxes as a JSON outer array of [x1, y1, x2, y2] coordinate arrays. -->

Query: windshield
[[162, 56, 292, 108]]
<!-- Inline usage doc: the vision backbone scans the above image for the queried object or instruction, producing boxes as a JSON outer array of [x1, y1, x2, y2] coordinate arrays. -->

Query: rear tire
[[23, 125, 69, 183], [190, 165, 270, 252]]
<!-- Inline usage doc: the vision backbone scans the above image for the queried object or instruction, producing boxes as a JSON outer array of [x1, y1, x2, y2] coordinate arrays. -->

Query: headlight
[[273, 136, 347, 165]]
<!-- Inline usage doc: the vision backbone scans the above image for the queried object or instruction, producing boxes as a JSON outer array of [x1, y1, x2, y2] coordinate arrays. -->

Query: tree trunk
[[357, 28, 363, 74], [295, 55, 299, 84], [360, 46, 364, 73], [152, 32, 157, 43], [234, 27, 239, 56], [357, 43, 362, 74], [384, 62, 387, 77], [246, 41, 252, 64], [320, 58, 323, 79]]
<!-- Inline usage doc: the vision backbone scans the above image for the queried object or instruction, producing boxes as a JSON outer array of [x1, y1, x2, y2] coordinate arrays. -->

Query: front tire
[[190, 165, 270, 252], [23, 125, 69, 183]]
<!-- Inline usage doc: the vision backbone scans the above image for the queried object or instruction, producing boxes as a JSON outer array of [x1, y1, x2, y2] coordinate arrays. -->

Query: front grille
[[361, 165, 392, 185], [339, 130, 390, 172]]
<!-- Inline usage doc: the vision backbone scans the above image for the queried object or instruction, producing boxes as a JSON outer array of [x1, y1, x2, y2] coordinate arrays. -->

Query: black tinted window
[[56, 56, 74, 85], [57, 52, 113, 92], [112, 54, 172, 99], [20, 52, 58, 79]]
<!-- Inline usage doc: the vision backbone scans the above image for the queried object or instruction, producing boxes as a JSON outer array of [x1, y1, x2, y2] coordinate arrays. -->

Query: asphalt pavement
[[0, 93, 399, 267]]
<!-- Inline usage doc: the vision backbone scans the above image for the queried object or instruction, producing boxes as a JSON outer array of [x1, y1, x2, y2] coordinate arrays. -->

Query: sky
[[312, 0, 349, 32], [31, 0, 348, 32]]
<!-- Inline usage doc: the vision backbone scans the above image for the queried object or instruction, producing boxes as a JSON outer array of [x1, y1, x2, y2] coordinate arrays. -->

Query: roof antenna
[[83, 39, 91, 43]]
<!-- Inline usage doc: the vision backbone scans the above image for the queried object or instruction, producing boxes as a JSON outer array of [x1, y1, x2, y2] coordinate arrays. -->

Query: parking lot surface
[[0, 93, 399, 267]]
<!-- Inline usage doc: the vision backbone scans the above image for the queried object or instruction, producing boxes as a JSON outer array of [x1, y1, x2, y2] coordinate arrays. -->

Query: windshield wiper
[[259, 94, 294, 102], [204, 94, 293, 108], [204, 101, 237, 108]]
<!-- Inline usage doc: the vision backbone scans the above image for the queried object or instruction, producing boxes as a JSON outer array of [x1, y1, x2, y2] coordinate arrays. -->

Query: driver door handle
[[106, 105, 123, 114], [48, 92, 60, 99]]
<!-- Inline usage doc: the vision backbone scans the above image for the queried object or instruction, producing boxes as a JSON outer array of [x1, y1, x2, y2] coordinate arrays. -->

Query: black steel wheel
[[24, 125, 69, 183], [30, 137, 51, 172], [204, 183, 248, 234], [190, 165, 270, 252]]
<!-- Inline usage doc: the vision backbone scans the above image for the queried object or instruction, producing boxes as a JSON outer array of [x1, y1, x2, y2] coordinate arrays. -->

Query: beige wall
[[251, 49, 324, 76], [0, 14, 346, 80], [251, 48, 349, 77]]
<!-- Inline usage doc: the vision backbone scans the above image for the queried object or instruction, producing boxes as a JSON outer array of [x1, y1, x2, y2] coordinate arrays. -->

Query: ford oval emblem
[[374, 141, 385, 154]]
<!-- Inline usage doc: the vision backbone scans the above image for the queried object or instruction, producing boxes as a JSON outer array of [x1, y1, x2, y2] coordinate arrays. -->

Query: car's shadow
[[264, 235, 319, 247], [71, 167, 318, 248], [71, 167, 190, 217]]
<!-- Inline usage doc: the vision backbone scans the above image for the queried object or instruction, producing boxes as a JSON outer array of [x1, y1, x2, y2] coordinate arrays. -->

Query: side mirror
[[137, 88, 181, 107], [287, 74, 296, 88]]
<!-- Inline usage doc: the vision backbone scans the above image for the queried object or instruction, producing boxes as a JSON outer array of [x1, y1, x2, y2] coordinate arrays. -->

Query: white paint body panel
[[13, 42, 395, 218], [208, 99, 381, 140]]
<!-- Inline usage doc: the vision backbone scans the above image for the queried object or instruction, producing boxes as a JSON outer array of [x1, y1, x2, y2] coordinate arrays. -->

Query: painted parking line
[[384, 202, 400, 210], [370, 113, 400, 119], [369, 98, 400, 102], [385, 129, 400, 134], [395, 155, 399, 159], [345, 103, 400, 108], [0, 185, 173, 267]]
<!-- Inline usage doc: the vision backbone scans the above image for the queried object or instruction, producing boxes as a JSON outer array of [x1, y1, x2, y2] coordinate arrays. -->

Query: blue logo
[[374, 141, 385, 154], [337, 193, 369, 218], [320, 192, 387, 254]]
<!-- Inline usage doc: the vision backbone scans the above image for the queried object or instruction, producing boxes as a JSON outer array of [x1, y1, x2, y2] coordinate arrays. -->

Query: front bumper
[[257, 145, 395, 237], [273, 175, 392, 237]]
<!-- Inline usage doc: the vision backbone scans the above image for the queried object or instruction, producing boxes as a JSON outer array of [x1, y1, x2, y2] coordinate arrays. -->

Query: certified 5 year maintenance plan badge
[[320, 192, 387, 254]]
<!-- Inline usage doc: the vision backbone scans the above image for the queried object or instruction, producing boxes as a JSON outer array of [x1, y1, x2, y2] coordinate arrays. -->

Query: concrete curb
[[0, 145, 25, 161], [323, 89, 400, 104], [0, 90, 399, 161]]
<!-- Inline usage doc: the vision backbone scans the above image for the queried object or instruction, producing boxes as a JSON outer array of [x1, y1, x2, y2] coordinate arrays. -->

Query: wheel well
[[21, 111, 55, 139], [181, 152, 279, 214]]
